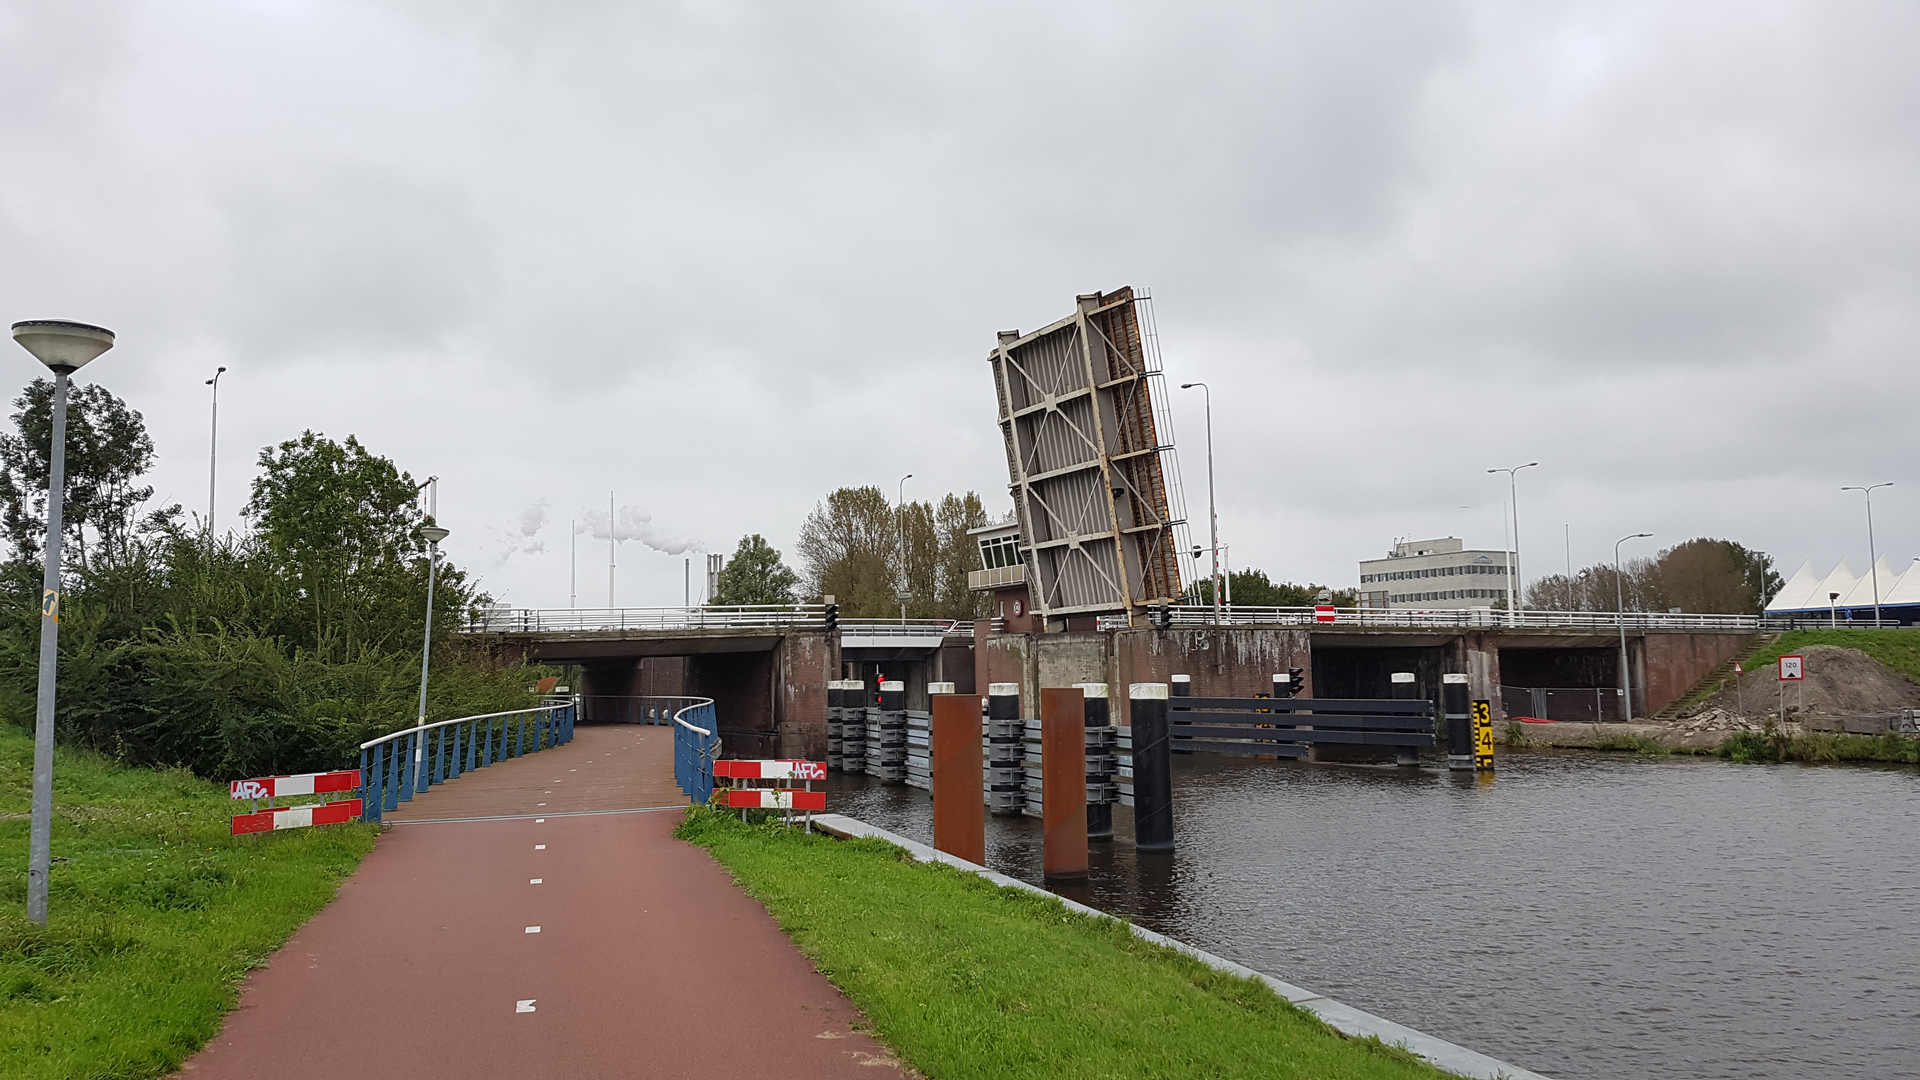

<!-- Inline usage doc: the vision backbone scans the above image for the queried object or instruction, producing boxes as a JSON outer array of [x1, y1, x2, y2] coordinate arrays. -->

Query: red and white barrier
[[232, 799, 365, 835], [230, 769, 360, 801], [723, 788, 826, 811], [712, 760, 825, 781]]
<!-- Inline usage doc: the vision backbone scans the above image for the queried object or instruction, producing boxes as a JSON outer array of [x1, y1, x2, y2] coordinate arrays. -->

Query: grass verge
[[678, 806, 1454, 1080], [1742, 628, 1920, 682], [0, 724, 376, 1079], [1719, 727, 1920, 765]]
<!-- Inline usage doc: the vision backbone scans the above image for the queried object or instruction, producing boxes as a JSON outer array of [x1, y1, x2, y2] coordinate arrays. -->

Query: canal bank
[[825, 748, 1920, 1080]]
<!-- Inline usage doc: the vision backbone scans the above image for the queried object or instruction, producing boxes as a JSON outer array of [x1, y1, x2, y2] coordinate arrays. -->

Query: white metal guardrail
[[471, 607, 977, 637], [1102, 606, 1907, 632], [471, 604, 1902, 636]]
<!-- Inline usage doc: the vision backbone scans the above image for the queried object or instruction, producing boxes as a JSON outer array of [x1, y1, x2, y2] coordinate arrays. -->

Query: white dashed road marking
[[530, 878, 543, 884], [526, 926, 541, 933], [517, 1000, 536, 1013], [535, 844, 546, 850]]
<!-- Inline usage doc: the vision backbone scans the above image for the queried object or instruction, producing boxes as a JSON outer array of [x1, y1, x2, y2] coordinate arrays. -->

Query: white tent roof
[[1839, 557, 1899, 608], [1766, 560, 1821, 613], [1881, 559, 1920, 606]]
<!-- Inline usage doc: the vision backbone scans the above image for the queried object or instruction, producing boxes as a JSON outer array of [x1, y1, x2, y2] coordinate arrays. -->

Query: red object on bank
[[1314, 605, 1336, 623]]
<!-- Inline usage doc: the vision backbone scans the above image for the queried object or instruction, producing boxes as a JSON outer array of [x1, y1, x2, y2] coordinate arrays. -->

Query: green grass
[[0, 724, 375, 1079], [1719, 727, 1920, 765], [1742, 628, 1920, 682], [678, 807, 1453, 1080]]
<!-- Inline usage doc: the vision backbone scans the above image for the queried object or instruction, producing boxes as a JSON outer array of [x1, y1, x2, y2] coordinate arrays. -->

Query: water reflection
[[826, 751, 1920, 1080]]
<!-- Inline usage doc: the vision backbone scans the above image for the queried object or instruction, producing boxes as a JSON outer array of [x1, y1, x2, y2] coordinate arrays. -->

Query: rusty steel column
[[930, 691, 985, 865], [1040, 687, 1089, 880]]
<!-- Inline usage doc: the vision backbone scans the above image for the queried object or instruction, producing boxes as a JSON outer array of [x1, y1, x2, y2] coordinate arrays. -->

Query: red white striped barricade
[[712, 760, 826, 825], [229, 769, 363, 836], [1314, 605, 1337, 623], [722, 788, 827, 810]]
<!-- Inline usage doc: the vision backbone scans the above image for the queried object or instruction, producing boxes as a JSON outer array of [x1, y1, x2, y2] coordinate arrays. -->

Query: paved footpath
[[178, 724, 903, 1078]]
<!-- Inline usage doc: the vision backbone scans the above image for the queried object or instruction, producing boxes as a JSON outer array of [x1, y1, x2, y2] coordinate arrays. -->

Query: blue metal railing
[[672, 699, 720, 805], [357, 699, 577, 823]]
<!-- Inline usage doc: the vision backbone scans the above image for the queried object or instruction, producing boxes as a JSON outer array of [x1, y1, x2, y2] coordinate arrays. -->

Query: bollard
[[1169, 673, 1191, 753], [1390, 672, 1419, 766], [1079, 682, 1115, 840], [1040, 688, 1089, 880], [1443, 674, 1472, 771], [931, 691, 985, 865], [986, 683, 1025, 814], [826, 680, 844, 773], [1472, 699, 1495, 771], [1130, 682, 1175, 852], [840, 680, 867, 774]]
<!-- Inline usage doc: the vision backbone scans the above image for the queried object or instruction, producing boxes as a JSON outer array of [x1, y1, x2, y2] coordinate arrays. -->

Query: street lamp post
[[1841, 483, 1893, 627], [1615, 531, 1653, 721], [11, 320, 115, 925], [896, 473, 913, 623], [1487, 463, 1539, 622], [1180, 383, 1219, 625], [204, 366, 226, 533], [416, 519, 449, 792]]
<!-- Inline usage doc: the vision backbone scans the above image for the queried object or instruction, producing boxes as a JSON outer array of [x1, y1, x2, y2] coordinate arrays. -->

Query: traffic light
[[824, 603, 838, 631], [1150, 604, 1170, 630], [1286, 667, 1305, 697]]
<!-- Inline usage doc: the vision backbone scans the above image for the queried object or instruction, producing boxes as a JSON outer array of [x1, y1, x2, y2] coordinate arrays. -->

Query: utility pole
[[1488, 463, 1538, 621], [204, 366, 225, 534], [1616, 531, 1652, 720], [897, 473, 913, 623], [1180, 382, 1219, 624], [1841, 483, 1893, 627]]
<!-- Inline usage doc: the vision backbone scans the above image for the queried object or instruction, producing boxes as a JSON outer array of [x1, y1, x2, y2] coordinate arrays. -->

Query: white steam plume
[[578, 504, 703, 556]]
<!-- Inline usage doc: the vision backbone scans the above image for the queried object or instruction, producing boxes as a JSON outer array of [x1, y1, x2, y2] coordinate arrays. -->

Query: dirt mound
[[1696, 644, 1920, 721]]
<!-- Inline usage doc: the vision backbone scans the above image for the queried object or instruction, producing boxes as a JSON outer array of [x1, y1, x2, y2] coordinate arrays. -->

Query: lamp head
[[421, 525, 450, 545], [12, 320, 114, 374]]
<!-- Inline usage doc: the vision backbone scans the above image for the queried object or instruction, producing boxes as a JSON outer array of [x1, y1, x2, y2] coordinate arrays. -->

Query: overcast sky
[[4, 1, 1915, 608]]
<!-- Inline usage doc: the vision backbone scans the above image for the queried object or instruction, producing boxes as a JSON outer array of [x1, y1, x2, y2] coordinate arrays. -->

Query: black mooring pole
[[1444, 673, 1473, 771], [1130, 682, 1174, 851], [1083, 684, 1114, 840]]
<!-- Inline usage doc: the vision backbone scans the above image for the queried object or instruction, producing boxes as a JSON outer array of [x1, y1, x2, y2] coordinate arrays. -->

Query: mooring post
[[1391, 672, 1419, 765], [986, 683, 1024, 815], [1080, 683, 1115, 840], [931, 690, 985, 865], [1444, 673, 1473, 771], [1170, 673, 1191, 753], [1130, 682, 1175, 852], [1040, 687, 1089, 880]]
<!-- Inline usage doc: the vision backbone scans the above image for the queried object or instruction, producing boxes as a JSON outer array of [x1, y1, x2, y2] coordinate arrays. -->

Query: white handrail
[[672, 696, 717, 738], [359, 703, 566, 751]]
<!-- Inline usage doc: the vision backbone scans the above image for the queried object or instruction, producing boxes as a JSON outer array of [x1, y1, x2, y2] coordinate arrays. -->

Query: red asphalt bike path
[[178, 727, 903, 1079]]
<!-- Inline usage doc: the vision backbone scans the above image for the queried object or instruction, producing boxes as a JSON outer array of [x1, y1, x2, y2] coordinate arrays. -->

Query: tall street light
[[896, 473, 913, 623], [1841, 483, 1893, 627], [1615, 531, 1652, 721], [415, 516, 449, 793], [1180, 383, 1219, 625], [1487, 462, 1539, 620], [11, 319, 115, 925], [204, 366, 226, 534]]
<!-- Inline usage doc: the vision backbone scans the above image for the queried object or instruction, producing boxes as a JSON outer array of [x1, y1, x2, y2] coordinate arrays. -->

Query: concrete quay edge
[[809, 813, 1553, 1080]]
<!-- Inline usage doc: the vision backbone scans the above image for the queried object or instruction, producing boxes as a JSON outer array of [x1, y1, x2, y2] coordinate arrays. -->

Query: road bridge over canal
[[466, 605, 1809, 759]]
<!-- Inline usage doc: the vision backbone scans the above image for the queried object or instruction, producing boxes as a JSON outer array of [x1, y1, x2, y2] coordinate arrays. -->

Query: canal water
[[825, 750, 1920, 1080]]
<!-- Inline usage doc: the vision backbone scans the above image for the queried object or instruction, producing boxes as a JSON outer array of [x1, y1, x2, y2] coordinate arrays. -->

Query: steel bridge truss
[[990, 287, 1184, 625]]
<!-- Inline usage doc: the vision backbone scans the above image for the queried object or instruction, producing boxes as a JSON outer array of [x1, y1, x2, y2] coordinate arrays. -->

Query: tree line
[[0, 379, 540, 781], [1524, 538, 1782, 614], [708, 486, 994, 620]]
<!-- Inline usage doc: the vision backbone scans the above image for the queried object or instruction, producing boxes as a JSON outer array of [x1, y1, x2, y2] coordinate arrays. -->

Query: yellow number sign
[[1471, 699, 1494, 770]]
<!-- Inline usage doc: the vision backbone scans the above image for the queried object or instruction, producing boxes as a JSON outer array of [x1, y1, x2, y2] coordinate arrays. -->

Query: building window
[[978, 535, 1024, 570]]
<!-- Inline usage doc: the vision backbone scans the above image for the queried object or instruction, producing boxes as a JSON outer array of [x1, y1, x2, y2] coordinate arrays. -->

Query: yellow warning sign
[[1471, 699, 1494, 770]]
